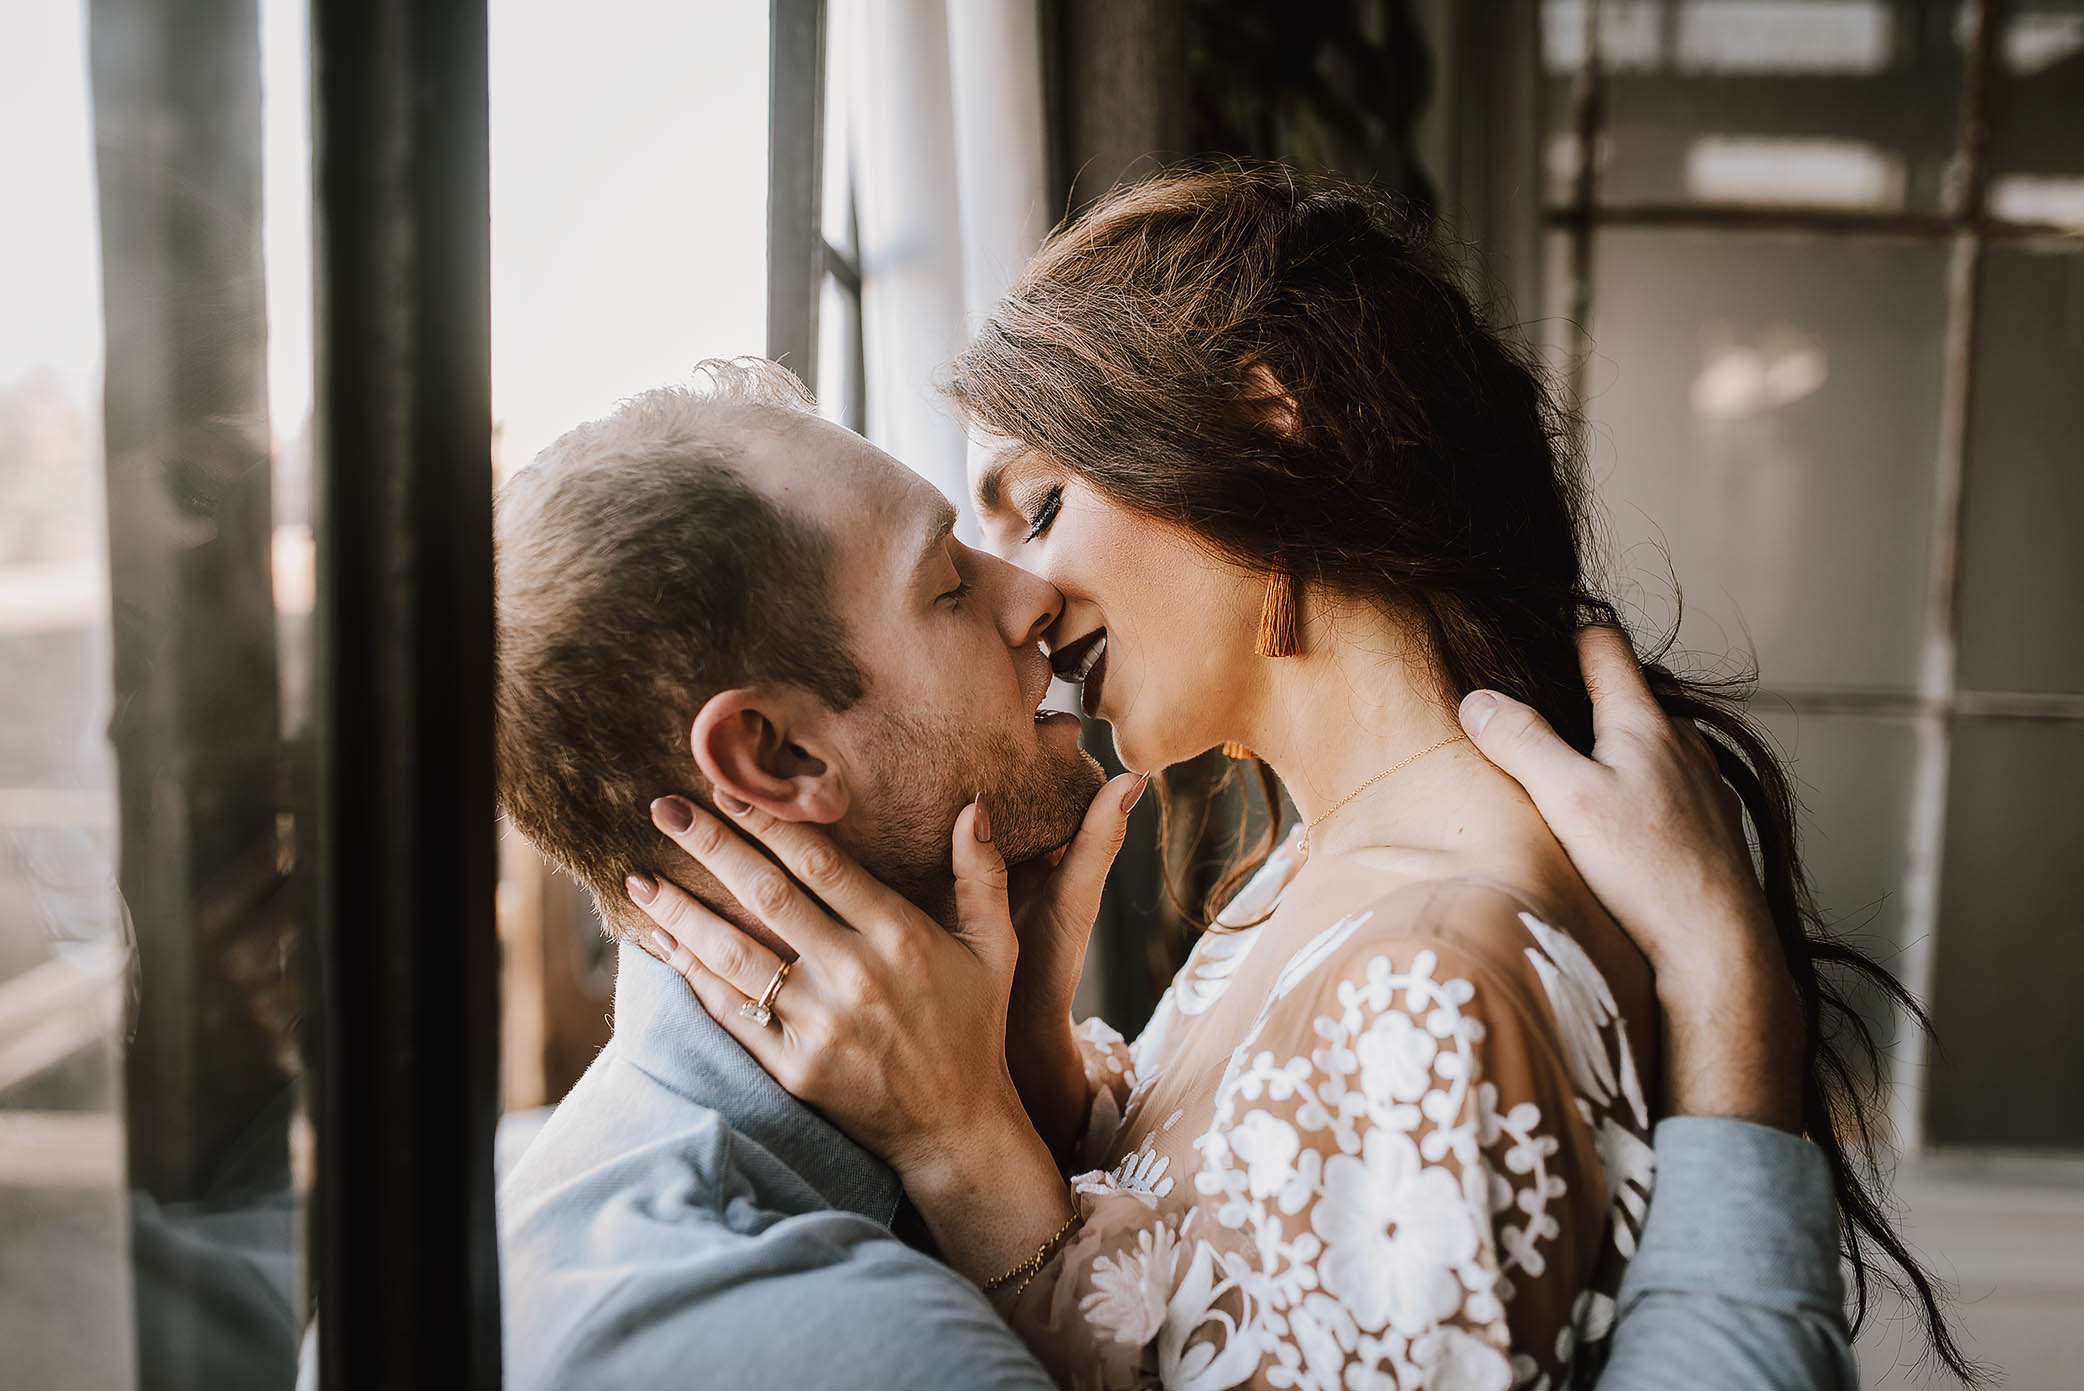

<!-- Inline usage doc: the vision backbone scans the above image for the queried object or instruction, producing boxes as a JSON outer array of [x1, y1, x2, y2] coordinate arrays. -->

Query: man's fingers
[[627, 872, 790, 1004], [1577, 624, 1661, 745], [1459, 688, 1594, 811], [950, 798, 1017, 974], [649, 796, 843, 951]]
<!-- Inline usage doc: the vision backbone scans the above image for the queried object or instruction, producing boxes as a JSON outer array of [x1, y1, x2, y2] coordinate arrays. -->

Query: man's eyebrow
[[909, 501, 959, 581]]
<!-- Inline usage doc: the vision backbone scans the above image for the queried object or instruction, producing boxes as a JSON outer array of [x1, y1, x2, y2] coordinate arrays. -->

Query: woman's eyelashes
[[1023, 484, 1064, 542]]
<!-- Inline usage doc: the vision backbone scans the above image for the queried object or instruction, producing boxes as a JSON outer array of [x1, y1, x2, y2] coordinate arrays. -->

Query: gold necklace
[[1295, 734, 1468, 858]]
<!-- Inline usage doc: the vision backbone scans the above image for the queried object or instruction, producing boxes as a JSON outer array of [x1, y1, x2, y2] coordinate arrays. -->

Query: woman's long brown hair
[[948, 164, 1974, 1381]]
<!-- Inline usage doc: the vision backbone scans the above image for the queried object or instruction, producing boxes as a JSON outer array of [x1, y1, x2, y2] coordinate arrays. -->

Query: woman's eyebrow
[[972, 450, 1023, 511]]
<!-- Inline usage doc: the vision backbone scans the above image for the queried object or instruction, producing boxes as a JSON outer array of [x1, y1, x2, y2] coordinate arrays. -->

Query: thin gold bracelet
[[981, 1212, 1079, 1295]]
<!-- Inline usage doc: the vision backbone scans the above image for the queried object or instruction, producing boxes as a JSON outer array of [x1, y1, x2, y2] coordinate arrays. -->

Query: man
[[493, 360, 1853, 1390]]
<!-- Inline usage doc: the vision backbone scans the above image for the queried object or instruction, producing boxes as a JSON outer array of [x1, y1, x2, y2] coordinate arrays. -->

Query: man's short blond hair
[[494, 359, 866, 937]]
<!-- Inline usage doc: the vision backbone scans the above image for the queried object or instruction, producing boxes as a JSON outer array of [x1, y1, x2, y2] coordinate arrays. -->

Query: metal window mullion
[[1890, 0, 1997, 1157], [1562, 0, 1605, 418], [842, 183, 867, 435], [767, 0, 826, 383]]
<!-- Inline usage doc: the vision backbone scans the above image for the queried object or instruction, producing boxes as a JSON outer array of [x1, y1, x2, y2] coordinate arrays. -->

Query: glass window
[[1752, 709, 1922, 1059], [0, 22, 130, 1384], [1957, 250, 2084, 695], [487, 0, 768, 481], [4, 0, 319, 1382], [1542, 0, 1962, 212], [1927, 718, 2084, 1149], [1985, 1, 2084, 228], [1565, 228, 1948, 691]]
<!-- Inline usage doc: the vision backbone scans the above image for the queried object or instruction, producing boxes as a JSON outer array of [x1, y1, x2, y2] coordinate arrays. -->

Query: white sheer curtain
[[841, 0, 1050, 534]]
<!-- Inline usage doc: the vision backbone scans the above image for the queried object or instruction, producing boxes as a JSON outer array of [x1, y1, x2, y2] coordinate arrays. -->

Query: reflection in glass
[[4, 0, 316, 1385], [1, 3, 138, 1387], [1564, 229, 1947, 690]]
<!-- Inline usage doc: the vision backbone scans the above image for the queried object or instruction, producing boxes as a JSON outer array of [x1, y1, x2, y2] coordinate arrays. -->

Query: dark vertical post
[[768, 0, 827, 380], [307, 0, 501, 1384], [86, 0, 296, 1379], [1051, 0, 1187, 211]]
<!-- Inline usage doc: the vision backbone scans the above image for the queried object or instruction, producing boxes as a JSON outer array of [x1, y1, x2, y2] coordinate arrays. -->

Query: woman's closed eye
[[1023, 484, 1064, 542]]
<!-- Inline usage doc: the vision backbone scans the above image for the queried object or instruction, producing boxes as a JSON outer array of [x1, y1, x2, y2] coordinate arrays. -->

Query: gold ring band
[[737, 959, 792, 1027]]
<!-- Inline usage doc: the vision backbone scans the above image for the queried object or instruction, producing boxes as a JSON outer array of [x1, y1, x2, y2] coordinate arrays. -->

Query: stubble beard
[[854, 707, 1106, 916]]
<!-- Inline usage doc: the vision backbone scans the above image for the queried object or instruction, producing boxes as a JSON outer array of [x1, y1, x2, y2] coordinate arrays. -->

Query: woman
[[632, 168, 1963, 1388]]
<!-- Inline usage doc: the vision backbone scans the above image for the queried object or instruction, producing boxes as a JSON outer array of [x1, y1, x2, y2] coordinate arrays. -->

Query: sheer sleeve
[[1072, 1015, 1140, 1171], [995, 904, 1653, 1391]]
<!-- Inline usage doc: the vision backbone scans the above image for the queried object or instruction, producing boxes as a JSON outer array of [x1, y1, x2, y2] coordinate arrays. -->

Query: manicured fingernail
[[973, 796, 992, 843], [1460, 690, 1499, 736], [626, 872, 658, 904], [1122, 772, 1151, 813], [714, 789, 751, 816], [650, 928, 677, 957], [651, 796, 694, 833]]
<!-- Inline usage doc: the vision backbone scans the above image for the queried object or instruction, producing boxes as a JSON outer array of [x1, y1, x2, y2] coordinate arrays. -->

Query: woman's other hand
[[626, 791, 1076, 1283], [1457, 625, 1803, 1132]]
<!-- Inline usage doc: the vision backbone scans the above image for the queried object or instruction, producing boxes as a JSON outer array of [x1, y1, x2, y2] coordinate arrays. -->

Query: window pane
[[1541, 0, 1961, 213], [1751, 709, 1920, 1062], [488, 0, 768, 478], [1926, 719, 2084, 1149], [6, 0, 318, 1383], [1565, 229, 1948, 689], [0, 0, 131, 1356], [1986, 2, 2084, 228], [1958, 248, 2084, 694]]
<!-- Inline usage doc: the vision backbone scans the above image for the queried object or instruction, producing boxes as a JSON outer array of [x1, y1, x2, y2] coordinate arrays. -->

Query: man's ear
[[689, 687, 850, 826]]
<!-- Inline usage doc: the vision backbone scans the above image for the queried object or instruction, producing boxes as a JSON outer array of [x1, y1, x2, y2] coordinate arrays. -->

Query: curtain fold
[[850, 0, 1049, 533]]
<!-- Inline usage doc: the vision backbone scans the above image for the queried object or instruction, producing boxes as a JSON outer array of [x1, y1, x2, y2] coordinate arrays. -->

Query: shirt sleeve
[[996, 921, 1643, 1390], [1595, 1117, 1856, 1391]]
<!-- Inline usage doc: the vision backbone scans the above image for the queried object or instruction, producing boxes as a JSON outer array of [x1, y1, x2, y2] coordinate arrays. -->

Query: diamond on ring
[[737, 1000, 773, 1027]]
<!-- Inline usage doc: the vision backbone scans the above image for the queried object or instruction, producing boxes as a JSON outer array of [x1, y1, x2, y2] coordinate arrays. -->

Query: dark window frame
[[769, 0, 867, 432]]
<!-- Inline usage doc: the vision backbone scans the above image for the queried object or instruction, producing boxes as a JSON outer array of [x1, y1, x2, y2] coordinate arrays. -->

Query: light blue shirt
[[497, 943, 1053, 1390], [498, 943, 1855, 1390]]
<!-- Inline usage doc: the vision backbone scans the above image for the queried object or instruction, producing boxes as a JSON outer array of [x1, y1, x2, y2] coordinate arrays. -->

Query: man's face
[[742, 415, 1104, 896]]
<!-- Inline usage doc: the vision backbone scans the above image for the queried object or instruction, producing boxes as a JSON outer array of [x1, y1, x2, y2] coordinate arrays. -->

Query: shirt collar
[[610, 941, 901, 1223]]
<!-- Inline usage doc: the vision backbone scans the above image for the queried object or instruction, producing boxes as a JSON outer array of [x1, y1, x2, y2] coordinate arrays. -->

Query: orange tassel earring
[[1255, 568, 1303, 658], [1222, 741, 1255, 759]]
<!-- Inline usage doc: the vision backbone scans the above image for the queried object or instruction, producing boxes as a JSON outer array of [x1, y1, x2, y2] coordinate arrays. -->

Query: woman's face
[[972, 444, 1266, 772]]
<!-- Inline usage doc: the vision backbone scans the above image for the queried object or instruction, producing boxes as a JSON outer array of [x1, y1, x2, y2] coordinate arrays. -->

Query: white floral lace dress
[[1003, 834, 1658, 1391]]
